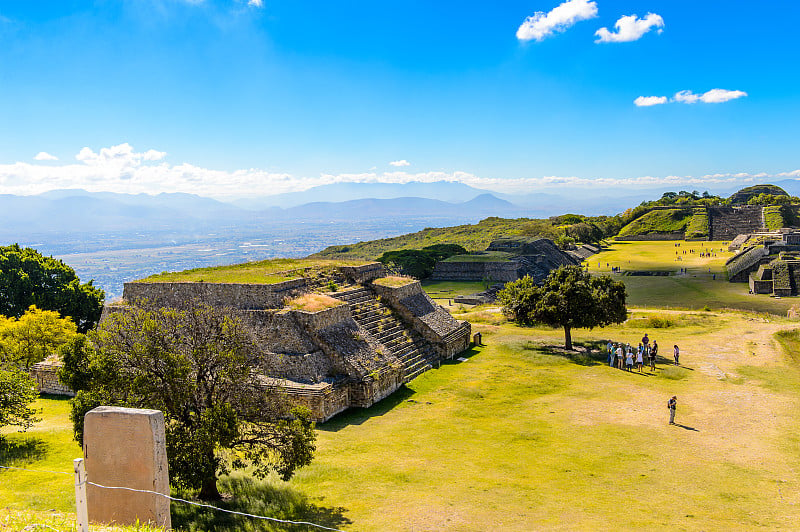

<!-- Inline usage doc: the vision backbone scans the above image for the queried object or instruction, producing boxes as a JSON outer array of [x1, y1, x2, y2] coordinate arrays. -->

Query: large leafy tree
[[0, 305, 79, 369], [63, 303, 316, 501], [498, 266, 627, 350], [0, 367, 41, 439], [377, 244, 467, 279], [0, 244, 104, 332]]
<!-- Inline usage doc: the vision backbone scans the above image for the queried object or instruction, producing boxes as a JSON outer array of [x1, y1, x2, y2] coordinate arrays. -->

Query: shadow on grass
[[673, 423, 699, 432], [172, 476, 351, 532], [0, 436, 49, 465], [317, 386, 416, 432], [442, 346, 482, 364], [539, 339, 608, 366], [37, 393, 73, 402]]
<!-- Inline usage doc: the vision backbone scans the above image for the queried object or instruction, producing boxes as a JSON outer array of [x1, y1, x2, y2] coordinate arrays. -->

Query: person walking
[[649, 340, 658, 371], [668, 396, 677, 424], [673, 344, 680, 365]]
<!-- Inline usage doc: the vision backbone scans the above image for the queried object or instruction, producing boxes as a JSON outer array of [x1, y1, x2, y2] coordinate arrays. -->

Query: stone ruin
[[30, 359, 75, 396], [102, 263, 471, 422], [726, 230, 800, 288], [431, 237, 590, 303], [431, 237, 584, 284]]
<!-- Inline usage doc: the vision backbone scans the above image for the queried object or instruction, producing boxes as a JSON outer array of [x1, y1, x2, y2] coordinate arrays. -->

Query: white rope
[[83, 481, 345, 531], [1, 464, 344, 531], [0, 464, 71, 475]]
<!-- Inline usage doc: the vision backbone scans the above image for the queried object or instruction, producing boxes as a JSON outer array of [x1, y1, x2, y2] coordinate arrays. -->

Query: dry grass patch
[[372, 276, 416, 288], [286, 293, 344, 312]]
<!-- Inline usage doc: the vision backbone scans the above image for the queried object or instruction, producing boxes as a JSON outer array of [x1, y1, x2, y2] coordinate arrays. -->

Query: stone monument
[[83, 406, 171, 529]]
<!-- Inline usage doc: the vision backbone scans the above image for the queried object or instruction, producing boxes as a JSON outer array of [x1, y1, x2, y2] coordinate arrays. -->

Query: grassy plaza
[[3, 240, 800, 530]]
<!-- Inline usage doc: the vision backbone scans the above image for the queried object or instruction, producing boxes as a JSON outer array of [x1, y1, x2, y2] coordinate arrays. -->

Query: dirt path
[[567, 310, 800, 518]]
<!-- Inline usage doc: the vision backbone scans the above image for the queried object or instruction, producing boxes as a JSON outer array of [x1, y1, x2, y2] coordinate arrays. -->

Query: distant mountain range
[[0, 187, 532, 238], [4, 179, 799, 239]]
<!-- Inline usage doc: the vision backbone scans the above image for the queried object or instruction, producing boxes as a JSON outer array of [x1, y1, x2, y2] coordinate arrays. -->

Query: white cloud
[[247, 0, 263, 6], [516, 0, 598, 42], [74, 143, 166, 167], [1, 142, 794, 199], [34, 152, 58, 161], [673, 89, 748, 104], [634, 96, 668, 107], [595, 13, 664, 43], [389, 160, 411, 167], [636, 89, 748, 107]]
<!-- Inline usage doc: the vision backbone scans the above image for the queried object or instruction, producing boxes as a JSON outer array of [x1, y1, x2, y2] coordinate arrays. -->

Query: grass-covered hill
[[311, 215, 617, 261], [616, 208, 692, 238], [310, 217, 539, 260], [729, 184, 789, 204]]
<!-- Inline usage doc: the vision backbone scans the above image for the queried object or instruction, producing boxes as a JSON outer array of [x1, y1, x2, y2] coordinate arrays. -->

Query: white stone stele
[[83, 406, 171, 529]]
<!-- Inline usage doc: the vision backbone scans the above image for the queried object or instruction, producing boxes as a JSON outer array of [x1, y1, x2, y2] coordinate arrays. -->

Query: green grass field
[[7, 308, 800, 530], [586, 240, 796, 315], [6, 240, 800, 530], [421, 280, 488, 300], [139, 258, 369, 284]]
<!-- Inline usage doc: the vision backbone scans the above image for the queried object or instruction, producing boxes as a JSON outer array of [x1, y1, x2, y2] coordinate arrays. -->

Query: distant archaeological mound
[[105, 263, 471, 421], [616, 185, 794, 242], [431, 237, 587, 284]]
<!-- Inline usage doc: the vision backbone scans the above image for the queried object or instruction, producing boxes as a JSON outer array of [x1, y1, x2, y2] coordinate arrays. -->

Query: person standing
[[636, 345, 644, 373], [641, 333, 650, 351], [673, 344, 680, 365], [649, 340, 658, 371], [616, 344, 624, 369], [668, 396, 677, 424], [625, 347, 634, 372], [607, 341, 614, 366]]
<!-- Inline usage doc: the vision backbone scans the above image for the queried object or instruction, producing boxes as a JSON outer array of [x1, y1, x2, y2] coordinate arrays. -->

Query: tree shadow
[[539, 340, 607, 366], [171, 476, 351, 531], [38, 393, 73, 402], [317, 386, 416, 432], [0, 436, 49, 466]]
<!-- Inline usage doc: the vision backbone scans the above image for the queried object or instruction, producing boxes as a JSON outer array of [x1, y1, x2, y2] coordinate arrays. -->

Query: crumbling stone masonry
[[108, 263, 470, 422], [30, 360, 74, 396]]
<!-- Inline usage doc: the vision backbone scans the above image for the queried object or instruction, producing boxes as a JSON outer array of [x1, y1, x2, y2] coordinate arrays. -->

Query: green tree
[[0, 244, 104, 332], [0, 367, 41, 438], [64, 303, 316, 501], [0, 305, 79, 369], [498, 266, 627, 350], [377, 244, 467, 279]]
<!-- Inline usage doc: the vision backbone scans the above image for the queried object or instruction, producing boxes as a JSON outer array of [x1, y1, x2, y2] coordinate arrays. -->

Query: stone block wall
[[430, 261, 520, 282], [123, 279, 307, 310], [615, 232, 686, 241], [30, 361, 74, 396], [341, 263, 385, 284]]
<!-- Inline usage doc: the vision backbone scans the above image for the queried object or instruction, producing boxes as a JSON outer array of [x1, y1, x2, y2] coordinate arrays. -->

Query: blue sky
[[0, 0, 798, 198]]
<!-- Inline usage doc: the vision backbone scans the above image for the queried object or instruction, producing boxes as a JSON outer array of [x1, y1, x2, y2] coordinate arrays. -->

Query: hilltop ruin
[[106, 263, 471, 421]]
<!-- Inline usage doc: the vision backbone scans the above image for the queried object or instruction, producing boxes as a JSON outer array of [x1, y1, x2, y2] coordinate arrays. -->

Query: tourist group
[[605, 334, 680, 373]]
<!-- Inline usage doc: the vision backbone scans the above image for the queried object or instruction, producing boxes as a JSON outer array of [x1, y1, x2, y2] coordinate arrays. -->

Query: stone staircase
[[709, 206, 765, 241], [303, 270, 356, 294], [332, 286, 440, 383]]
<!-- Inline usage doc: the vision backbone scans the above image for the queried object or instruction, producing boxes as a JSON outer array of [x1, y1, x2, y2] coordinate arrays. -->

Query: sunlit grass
[[138, 258, 370, 284]]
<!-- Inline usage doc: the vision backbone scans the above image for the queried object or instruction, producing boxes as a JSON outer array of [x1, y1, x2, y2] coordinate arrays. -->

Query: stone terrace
[[108, 263, 470, 422], [709, 206, 765, 241]]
